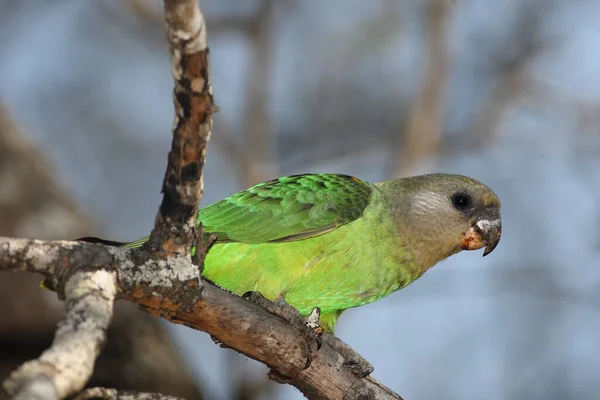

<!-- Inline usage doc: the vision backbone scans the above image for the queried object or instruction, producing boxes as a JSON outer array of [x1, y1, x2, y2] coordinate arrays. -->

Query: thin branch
[[241, 0, 277, 187], [146, 0, 215, 255], [466, 0, 544, 148], [468, 69, 527, 146], [3, 264, 117, 399], [394, 0, 450, 177], [123, 0, 163, 25]]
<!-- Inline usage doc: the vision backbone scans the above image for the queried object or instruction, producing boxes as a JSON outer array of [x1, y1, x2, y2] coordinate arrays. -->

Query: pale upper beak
[[475, 218, 502, 256], [459, 206, 502, 256]]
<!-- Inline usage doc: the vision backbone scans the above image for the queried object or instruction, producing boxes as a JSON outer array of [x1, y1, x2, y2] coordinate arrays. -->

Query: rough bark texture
[[4, 268, 117, 399], [0, 1, 404, 399], [0, 238, 402, 400], [146, 0, 215, 256], [0, 105, 204, 400]]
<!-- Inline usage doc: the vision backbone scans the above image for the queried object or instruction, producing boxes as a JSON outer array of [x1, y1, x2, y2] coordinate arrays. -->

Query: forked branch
[[0, 1, 403, 399]]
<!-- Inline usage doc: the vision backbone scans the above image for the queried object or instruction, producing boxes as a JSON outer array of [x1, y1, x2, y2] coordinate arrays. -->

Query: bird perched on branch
[[114, 173, 501, 333]]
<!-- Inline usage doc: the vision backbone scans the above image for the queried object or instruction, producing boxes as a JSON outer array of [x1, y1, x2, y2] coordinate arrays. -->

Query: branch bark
[[1, 237, 402, 400], [0, 104, 205, 399], [0, 1, 404, 399], [241, 0, 277, 187], [146, 0, 214, 255], [3, 264, 117, 400]]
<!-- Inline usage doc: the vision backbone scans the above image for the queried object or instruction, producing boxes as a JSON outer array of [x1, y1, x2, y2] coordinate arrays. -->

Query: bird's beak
[[459, 207, 502, 257], [476, 218, 501, 257]]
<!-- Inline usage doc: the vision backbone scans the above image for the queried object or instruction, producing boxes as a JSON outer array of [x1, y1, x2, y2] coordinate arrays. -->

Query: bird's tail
[[77, 236, 149, 249], [40, 235, 149, 292], [77, 236, 127, 247]]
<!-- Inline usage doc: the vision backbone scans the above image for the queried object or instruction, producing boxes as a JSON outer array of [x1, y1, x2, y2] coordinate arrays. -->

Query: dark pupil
[[452, 193, 471, 209]]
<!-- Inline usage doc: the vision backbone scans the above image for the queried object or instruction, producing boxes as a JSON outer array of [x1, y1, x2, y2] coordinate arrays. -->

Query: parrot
[[104, 172, 501, 334]]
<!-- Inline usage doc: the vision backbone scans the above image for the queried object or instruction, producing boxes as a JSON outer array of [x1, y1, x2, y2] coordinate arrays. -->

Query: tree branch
[[74, 387, 184, 400], [0, 237, 402, 400], [394, 0, 450, 177], [2, 252, 117, 399], [0, 105, 204, 399], [241, 0, 277, 187], [146, 0, 215, 255], [0, 1, 404, 399]]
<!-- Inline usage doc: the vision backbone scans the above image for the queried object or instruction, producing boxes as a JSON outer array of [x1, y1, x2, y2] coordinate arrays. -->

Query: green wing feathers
[[198, 174, 373, 243], [123, 173, 372, 247], [121, 174, 377, 332]]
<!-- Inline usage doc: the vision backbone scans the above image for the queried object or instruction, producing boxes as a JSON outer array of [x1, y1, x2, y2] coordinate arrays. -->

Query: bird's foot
[[321, 333, 374, 378], [306, 307, 324, 338], [243, 291, 322, 369], [210, 335, 230, 349]]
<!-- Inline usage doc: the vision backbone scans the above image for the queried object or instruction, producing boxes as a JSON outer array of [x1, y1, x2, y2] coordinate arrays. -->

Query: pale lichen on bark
[[12, 377, 57, 400], [0, 237, 61, 275], [4, 269, 117, 399], [146, 0, 214, 255], [109, 247, 200, 289]]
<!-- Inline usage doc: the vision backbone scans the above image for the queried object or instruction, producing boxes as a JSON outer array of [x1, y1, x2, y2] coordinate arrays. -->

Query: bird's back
[[201, 180, 421, 332]]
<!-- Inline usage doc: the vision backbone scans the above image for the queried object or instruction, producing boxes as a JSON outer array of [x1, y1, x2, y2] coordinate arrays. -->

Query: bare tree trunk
[[242, 0, 277, 187], [394, 0, 450, 177], [469, 70, 527, 146]]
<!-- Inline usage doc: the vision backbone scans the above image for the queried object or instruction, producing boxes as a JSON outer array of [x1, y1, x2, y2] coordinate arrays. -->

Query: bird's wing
[[199, 174, 373, 243]]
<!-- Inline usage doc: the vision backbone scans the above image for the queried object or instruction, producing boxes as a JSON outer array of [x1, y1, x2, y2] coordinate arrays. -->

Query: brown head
[[380, 173, 502, 268]]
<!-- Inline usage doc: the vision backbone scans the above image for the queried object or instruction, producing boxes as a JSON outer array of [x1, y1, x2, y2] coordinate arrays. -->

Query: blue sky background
[[2, 1, 600, 399]]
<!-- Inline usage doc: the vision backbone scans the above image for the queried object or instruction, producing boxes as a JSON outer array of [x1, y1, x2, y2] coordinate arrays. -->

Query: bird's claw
[[306, 307, 323, 350], [241, 292, 372, 377], [210, 335, 230, 349], [243, 291, 323, 369], [321, 333, 374, 377], [343, 358, 375, 378]]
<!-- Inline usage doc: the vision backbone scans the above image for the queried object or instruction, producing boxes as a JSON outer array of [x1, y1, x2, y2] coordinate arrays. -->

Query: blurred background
[[1, 0, 600, 399]]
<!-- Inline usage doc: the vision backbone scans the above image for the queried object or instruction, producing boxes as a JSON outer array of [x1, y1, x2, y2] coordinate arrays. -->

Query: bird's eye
[[451, 192, 472, 210]]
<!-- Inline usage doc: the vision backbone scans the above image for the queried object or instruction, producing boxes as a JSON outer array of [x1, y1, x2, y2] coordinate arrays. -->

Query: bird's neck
[[374, 180, 462, 271]]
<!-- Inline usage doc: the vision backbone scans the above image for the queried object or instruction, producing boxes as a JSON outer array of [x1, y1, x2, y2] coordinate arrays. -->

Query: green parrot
[[110, 173, 501, 333]]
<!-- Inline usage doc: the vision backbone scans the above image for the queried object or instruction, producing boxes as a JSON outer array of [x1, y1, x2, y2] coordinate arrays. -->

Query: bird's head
[[387, 173, 502, 268]]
